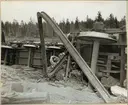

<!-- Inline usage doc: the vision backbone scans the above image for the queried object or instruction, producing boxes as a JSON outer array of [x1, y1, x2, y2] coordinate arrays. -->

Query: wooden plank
[[65, 54, 71, 79], [99, 70, 120, 73], [19, 57, 28, 59], [99, 53, 119, 56], [37, 12, 112, 103], [37, 16, 48, 77]]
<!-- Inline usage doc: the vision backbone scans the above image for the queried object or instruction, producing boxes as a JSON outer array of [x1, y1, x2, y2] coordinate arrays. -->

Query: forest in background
[[1, 11, 126, 38]]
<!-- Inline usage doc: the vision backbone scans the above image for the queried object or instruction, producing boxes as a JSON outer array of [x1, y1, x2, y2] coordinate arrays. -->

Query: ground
[[1, 65, 105, 104]]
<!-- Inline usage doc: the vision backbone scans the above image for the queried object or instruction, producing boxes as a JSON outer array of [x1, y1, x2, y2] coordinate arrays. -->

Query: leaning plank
[[37, 11, 112, 103]]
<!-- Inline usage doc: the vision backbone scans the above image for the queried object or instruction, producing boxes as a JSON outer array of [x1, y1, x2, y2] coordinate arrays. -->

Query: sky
[[1, 1, 127, 23]]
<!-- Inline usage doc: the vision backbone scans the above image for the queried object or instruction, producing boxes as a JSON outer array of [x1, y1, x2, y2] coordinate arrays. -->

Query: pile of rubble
[[1, 65, 45, 83], [1, 64, 106, 104], [1, 64, 127, 104]]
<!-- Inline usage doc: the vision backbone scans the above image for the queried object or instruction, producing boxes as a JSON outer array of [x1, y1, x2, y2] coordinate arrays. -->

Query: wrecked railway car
[[1, 25, 126, 87], [1, 11, 127, 104]]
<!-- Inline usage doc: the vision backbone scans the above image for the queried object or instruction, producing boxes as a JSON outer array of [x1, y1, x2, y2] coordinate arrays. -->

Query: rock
[[69, 69, 82, 82], [11, 82, 24, 92], [55, 69, 65, 80], [2, 91, 50, 104], [110, 85, 127, 98], [123, 79, 127, 88], [101, 76, 120, 87]]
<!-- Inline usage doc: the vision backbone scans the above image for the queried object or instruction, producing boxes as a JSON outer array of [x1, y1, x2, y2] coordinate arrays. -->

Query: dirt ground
[[1, 65, 105, 104]]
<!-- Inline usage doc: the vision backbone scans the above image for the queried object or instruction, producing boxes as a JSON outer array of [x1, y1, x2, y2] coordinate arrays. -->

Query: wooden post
[[16, 50, 19, 64], [120, 45, 125, 86], [65, 54, 71, 79], [4, 49, 8, 65], [65, 37, 74, 79], [31, 48, 35, 67], [37, 15, 48, 77], [106, 55, 112, 76], [91, 41, 100, 74], [88, 41, 100, 89], [27, 48, 32, 67]]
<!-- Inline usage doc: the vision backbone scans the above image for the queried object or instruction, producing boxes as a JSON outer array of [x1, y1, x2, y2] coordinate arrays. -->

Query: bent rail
[[37, 11, 112, 103]]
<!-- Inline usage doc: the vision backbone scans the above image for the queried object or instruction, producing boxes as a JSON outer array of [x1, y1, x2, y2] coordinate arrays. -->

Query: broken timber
[[37, 11, 112, 103], [37, 16, 48, 77]]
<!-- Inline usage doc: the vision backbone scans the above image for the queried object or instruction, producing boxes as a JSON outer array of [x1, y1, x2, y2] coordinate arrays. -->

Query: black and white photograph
[[0, 1, 127, 104]]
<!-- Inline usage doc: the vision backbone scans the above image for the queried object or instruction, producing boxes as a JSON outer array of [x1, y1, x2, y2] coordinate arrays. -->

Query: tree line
[[1, 11, 126, 38]]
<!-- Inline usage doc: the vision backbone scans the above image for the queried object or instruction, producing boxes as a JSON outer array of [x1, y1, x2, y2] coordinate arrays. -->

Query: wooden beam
[[37, 16, 48, 77], [91, 41, 100, 74]]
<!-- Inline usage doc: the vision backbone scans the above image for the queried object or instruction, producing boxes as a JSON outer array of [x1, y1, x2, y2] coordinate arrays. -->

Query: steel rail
[[37, 11, 112, 103]]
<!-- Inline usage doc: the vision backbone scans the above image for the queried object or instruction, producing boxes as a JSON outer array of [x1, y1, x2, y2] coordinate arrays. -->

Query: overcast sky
[[1, 1, 127, 23]]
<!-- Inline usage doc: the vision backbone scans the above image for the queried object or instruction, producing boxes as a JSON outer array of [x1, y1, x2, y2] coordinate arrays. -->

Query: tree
[[119, 16, 126, 27], [1, 21, 4, 29], [74, 17, 79, 31], [26, 18, 37, 37], [86, 15, 94, 29], [109, 13, 115, 28], [4, 21, 11, 36], [65, 19, 70, 34], [79, 20, 86, 31], [104, 13, 116, 28], [59, 20, 66, 33], [70, 21, 74, 33], [95, 11, 104, 22], [20, 20, 28, 37], [12, 19, 19, 36], [114, 17, 119, 28]]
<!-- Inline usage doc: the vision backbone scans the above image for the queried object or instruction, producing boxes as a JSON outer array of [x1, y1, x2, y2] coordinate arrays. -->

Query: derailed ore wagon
[[1, 12, 127, 103]]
